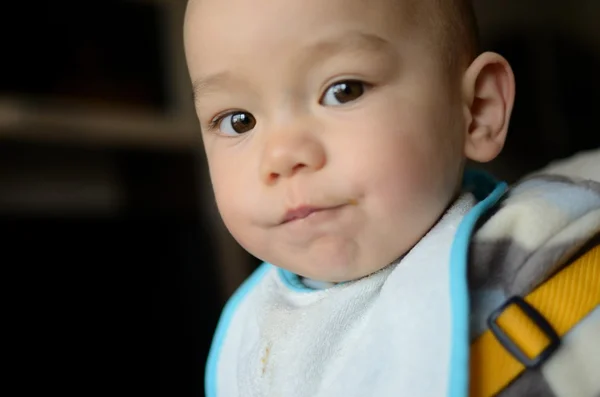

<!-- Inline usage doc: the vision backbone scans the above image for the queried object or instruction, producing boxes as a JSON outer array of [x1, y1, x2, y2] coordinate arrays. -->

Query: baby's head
[[184, 0, 515, 282]]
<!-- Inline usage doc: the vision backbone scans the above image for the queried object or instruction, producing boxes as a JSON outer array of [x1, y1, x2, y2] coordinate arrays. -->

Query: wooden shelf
[[0, 0, 198, 151], [0, 98, 200, 149]]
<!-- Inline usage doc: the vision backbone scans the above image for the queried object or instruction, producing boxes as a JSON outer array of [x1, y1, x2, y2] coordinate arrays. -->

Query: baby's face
[[184, 0, 469, 282]]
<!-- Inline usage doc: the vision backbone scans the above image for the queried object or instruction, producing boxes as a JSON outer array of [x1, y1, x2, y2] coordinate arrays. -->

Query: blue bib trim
[[278, 267, 317, 292], [205, 263, 273, 397], [447, 170, 507, 397]]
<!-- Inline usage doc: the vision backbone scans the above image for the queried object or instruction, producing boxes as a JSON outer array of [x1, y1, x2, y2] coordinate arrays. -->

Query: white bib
[[206, 176, 507, 397]]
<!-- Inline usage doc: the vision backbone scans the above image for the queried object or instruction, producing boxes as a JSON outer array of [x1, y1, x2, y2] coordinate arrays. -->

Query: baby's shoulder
[[469, 173, 600, 295], [466, 173, 600, 397]]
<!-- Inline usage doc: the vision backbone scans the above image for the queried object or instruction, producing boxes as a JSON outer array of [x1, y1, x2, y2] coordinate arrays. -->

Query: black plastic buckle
[[487, 296, 561, 368]]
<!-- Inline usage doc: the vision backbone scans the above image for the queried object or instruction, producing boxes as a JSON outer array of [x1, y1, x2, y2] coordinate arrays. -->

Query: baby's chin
[[256, 232, 413, 283], [276, 251, 398, 284], [298, 263, 393, 284]]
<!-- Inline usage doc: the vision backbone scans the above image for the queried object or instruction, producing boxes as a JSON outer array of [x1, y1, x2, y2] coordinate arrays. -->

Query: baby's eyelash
[[206, 112, 229, 131], [207, 117, 220, 131]]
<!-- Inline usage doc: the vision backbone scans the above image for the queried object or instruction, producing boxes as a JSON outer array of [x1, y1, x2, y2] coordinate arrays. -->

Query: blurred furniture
[[474, 0, 600, 181], [0, 1, 255, 396]]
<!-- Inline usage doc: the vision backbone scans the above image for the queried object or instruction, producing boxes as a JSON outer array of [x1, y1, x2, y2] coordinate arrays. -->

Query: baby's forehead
[[185, 0, 475, 78], [186, 0, 425, 44], [186, 0, 460, 45]]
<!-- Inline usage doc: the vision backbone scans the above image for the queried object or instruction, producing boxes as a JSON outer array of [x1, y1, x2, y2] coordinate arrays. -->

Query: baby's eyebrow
[[300, 32, 392, 64], [192, 71, 238, 103]]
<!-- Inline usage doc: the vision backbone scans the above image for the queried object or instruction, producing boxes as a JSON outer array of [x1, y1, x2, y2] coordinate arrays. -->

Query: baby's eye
[[216, 111, 256, 135], [320, 80, 365, 106]]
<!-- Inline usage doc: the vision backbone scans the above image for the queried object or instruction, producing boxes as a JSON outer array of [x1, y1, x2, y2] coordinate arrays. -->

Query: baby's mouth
[[282, 206, 326, 223], [281, 200, 357, 224]]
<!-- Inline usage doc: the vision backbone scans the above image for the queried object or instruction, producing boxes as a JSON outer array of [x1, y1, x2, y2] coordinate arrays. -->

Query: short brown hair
[[408, 0, 480, 72]]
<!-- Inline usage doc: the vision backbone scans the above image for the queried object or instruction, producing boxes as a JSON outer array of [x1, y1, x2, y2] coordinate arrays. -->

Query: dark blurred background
[[1, 0, 598, 396]]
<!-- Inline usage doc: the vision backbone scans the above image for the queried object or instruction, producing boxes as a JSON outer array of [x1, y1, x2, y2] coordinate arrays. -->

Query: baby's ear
[[461, 52, 515, 163]]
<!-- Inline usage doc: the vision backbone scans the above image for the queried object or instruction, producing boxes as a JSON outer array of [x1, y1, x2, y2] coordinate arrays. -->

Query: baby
[[183, 0, 600, 396]]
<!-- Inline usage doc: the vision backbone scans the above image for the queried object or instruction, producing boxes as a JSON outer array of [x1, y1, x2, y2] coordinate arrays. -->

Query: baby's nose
[[260, 133, 326, 185]]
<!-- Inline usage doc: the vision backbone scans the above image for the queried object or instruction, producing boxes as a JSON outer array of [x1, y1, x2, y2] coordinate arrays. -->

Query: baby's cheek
[[217, 201, 259, 256]]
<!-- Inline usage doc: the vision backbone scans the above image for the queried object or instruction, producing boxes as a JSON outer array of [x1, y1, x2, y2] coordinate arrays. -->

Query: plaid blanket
[[469, 173, 600, 396]]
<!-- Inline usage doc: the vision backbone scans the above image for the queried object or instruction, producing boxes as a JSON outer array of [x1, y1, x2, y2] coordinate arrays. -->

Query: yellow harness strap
[[469, 243, 600, 397]]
